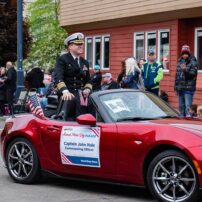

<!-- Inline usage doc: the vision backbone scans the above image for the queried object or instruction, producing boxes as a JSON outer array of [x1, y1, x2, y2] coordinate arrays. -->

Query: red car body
[[1, 90, 202, 202], [1, 114, 202, 187]]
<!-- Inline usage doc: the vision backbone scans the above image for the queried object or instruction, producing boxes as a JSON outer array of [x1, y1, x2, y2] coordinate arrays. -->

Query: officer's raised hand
[[62, 90, 75, 100]]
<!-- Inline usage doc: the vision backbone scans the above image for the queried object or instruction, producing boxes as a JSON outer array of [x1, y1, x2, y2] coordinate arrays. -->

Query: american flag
[[27, 94, 44, 117]]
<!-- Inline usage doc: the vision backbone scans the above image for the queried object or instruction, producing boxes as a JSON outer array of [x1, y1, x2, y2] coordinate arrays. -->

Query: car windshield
[[99, 91, 179, 122]]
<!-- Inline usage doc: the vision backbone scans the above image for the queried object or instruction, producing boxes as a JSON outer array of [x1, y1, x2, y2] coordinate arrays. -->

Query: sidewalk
[[0, 116, 10, 129]]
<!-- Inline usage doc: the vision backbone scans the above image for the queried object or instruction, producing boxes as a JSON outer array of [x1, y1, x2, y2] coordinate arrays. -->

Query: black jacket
[[101, 80, 120, 90], [0, 74, 7, 102], [5, 67, 17, 90], [174, 56, 198, 92], [55, 52, 92, 93], [25, 67, 44, 89], [91, 72, 102, 91]]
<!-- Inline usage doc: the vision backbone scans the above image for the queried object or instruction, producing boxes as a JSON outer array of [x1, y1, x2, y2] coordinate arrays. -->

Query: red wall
[[179, 18, 202, 107], [82, 18, 202, 109]]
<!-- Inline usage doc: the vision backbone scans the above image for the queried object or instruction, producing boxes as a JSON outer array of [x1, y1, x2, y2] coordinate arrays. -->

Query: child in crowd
[[197, 106, 202, 118], [189, 104, 198, 117]]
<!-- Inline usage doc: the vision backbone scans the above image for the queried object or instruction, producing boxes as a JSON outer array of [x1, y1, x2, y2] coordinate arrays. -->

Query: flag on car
[[27, 94, 44, 117]]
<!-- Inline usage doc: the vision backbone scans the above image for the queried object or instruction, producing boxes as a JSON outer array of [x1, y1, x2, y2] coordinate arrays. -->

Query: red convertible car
[[1, 89, 202, 202]]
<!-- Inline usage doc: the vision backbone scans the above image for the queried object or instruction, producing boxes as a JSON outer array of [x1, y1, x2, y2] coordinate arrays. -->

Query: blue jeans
[[40, 97, 48, 110], [178, 92, 194, 117]]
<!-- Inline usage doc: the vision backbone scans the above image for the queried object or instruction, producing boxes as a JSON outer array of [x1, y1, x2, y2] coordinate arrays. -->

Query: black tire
[[147, 150, 199, 202], [5, 137, 40, 184]]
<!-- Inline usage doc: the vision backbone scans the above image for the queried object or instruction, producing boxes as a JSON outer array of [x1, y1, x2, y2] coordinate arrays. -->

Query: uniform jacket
[[142, 61, 163, 90], [25, 67, 44, 89], [5, 67, 17, 90], [55, 52, 92, 93], [174, 56, 198, 92]]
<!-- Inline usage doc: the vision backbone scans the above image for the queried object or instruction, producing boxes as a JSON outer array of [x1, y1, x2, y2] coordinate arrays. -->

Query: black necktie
[[75, 57, 80, 67]]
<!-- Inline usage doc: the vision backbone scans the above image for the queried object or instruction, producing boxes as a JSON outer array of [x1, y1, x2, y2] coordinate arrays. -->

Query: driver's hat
[[64, 33, 84, 46]]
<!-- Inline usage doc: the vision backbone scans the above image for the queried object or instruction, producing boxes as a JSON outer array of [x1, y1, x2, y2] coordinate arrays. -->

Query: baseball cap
[[103, 73, 112, 78], [94, 65, 100, 70], [148, 49, 155, 55]]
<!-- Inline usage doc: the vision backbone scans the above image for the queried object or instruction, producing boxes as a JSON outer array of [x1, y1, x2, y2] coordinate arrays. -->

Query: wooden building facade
[[59, 0, 202, 108]]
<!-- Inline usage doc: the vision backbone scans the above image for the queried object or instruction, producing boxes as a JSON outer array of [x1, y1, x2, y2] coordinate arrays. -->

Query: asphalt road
[[0, 118, 156, 202], [0, 166, 156, 202], [0, 119, 201, 202]]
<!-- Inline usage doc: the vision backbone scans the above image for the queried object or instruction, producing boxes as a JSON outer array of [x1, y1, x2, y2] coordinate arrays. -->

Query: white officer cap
[[64, 32, 84, 46]]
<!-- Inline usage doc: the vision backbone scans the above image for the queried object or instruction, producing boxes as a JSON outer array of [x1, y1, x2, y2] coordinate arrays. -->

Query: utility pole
[[16, 0, 24, 98]]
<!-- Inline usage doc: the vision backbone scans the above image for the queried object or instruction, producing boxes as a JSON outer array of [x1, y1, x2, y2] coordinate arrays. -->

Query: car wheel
[[147, 150, 199, 202], [5, 137, 40, 184]]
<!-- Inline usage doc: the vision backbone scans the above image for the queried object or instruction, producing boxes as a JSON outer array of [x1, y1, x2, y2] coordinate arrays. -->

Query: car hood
[[150, 118, 202, 136]]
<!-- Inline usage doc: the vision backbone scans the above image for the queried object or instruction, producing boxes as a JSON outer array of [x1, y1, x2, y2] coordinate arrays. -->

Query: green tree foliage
[[0, 4, 31, 66], [24, 0, 67, 70]]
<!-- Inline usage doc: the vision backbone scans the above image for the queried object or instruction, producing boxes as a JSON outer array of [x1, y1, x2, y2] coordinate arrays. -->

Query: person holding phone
[[174, 45, 198, 117]]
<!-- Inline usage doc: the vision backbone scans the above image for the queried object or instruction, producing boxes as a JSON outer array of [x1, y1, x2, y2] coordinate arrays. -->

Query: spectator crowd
[[0, 39, 201, 119]]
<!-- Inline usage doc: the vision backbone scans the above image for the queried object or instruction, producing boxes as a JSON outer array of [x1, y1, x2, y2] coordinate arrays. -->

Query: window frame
[[101, 35, 110, 70], [158, 29, 170, 73], [158, 29, 170, 61], [195, 27, 202, 73], [93, 35, 102, 68], [145, 31, 157, 58], [133, 32, 145, 60], [85, 36, 93, 68]]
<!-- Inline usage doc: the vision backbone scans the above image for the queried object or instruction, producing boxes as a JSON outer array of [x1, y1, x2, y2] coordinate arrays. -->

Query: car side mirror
[[76, 114, 96, 126]]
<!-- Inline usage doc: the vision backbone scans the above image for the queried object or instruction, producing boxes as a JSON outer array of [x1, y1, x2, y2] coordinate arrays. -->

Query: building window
[[146, 32, 156, 56], [102, 36, 110, 69], [85, 37, 93, 67], [134, 30, 170, 70], [94, 36, 101, 66], [134, 33, 144, 60], [195, 28, 202, 70], [85, 35, 110, 69], [158, 30, 170, 69]]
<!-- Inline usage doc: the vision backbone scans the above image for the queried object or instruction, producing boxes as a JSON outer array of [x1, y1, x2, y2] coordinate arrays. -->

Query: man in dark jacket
[[55, 32, 93, 119], [5, 61, 17, 115], [174, 45, 198, 117], [91, 65, 102, 92], [25, 65, 44, 90], [101, 73, 119, 90]]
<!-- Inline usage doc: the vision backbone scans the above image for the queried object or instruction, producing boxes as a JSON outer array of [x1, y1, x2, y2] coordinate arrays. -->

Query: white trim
[[133, 32, 144, 59], [85, 36, 93, 68], [93, 35, 101, 68], [163, 69, 170, 73], [157, 29, 170, 62], [145, 31, 157, 57], [195, 27, 202, 71], [101, 35, 110, 70], [195, 27, 202, 61]]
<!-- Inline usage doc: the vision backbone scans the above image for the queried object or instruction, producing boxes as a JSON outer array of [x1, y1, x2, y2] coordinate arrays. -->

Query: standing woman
[[117, 59, 127, 88], [0, 67, 7, 115], [90, 65, 102, 92], [122, 57, 144, 90]]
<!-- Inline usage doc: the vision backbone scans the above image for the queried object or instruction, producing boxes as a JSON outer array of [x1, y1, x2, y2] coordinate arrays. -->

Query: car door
[[116, 122, 151, 183], [40, 118, 117, 178]]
